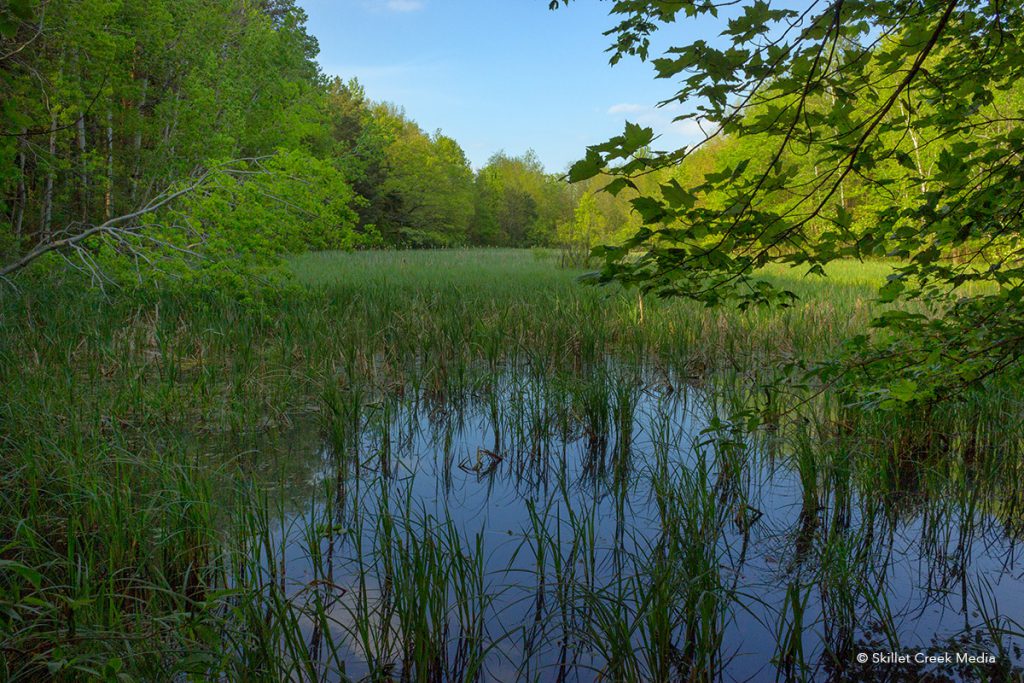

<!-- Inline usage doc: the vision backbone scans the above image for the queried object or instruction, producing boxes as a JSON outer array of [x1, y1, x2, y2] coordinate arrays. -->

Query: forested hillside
[[0, 0, 593, 287], [11, 0, 1018, 301]]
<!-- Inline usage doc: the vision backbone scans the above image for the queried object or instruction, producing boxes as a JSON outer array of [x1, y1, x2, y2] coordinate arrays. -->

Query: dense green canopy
[[558, 0, 1024, 408], [0, 1, 578, 287]]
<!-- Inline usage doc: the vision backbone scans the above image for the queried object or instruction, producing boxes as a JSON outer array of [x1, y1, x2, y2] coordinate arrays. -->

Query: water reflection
[[235, 374, 1024, 681]]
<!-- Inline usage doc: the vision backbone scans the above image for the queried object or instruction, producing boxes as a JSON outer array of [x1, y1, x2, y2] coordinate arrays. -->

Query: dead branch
[[0, 158, 265, 280]]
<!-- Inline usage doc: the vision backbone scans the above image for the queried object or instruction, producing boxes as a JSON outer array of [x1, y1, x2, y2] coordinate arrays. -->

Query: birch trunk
[[899, 100, 927, 195], [105, 108, 114, 220], [76, 114, 89, 222], [74, 50, 89, 222], [130, 77, 148, 205], [41, 113, 57, 240]]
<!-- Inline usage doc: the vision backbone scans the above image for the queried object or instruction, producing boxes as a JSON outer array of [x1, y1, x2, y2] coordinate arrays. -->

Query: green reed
[[1, 249, 1022, 680]]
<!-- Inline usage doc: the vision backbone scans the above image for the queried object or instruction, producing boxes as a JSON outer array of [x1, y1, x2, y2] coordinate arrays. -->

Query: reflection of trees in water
[[232, 366, 1024, 681]]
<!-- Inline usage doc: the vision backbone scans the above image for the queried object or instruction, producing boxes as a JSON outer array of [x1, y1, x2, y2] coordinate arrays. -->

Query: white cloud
[[384, 0, 423, 12], [606, 101, 713, 148], [607, 103, 647, 115]]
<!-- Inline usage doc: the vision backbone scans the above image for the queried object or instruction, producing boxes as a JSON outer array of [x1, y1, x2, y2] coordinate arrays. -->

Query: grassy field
[[1, 249, 1022, 681]]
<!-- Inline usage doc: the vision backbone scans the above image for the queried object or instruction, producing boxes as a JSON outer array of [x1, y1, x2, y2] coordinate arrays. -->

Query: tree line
[[0, 0, 638, 290], [8, 0, 916, 290]]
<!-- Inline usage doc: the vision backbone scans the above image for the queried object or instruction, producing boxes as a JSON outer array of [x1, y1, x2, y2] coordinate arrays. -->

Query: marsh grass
[[2, 249, 1023, 680]]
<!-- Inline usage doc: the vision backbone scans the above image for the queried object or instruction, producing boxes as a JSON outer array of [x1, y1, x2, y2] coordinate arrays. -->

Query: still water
[[234, 371, 1024, 681]]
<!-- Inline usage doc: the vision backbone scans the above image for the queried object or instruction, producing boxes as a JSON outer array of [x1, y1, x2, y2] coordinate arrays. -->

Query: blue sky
[[298, 0, 710, 172]]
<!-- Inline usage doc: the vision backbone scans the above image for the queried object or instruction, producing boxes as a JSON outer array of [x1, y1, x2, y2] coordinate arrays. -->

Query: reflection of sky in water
[[239, 377, 1024, 682]]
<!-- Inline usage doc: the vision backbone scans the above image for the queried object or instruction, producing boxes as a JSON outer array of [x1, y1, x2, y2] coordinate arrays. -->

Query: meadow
[[2, 249, 1023, 681]]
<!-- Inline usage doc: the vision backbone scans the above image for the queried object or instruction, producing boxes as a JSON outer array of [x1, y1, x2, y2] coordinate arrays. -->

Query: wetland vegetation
[[5, 0, 1024, 680], [3, 250, 1023, 680]]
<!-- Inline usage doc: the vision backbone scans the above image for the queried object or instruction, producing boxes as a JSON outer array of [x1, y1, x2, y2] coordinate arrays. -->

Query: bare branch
[[0, 158, 266, 280]]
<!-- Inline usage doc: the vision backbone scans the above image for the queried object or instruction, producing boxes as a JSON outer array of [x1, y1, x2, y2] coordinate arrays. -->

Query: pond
[[232, 366, 1024, 681]]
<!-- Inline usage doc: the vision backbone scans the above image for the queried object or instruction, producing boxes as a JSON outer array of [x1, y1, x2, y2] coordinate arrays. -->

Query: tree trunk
[[899, 100, 927, 195], [13, 134, 27, 238], [74, 50, 90, 222], [41, 113, 57, 241], [163, 85, 181, 155], [76, 113, 89, 222], [130, 76, 148, 205], [105, 107, 114, 220]]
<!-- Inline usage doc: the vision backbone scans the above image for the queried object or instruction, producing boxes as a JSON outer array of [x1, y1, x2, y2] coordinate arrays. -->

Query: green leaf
[[622, 122, 654, 154], [604, 177, 636, 196], [660, 179, 696, 208], [836, 206, 852, 230], [877, 279, 904, 303], [888, 379, 918, 403], [631, 197, 668, 224], [0, 559, 43, 589], [568, 149, 602, 183]]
